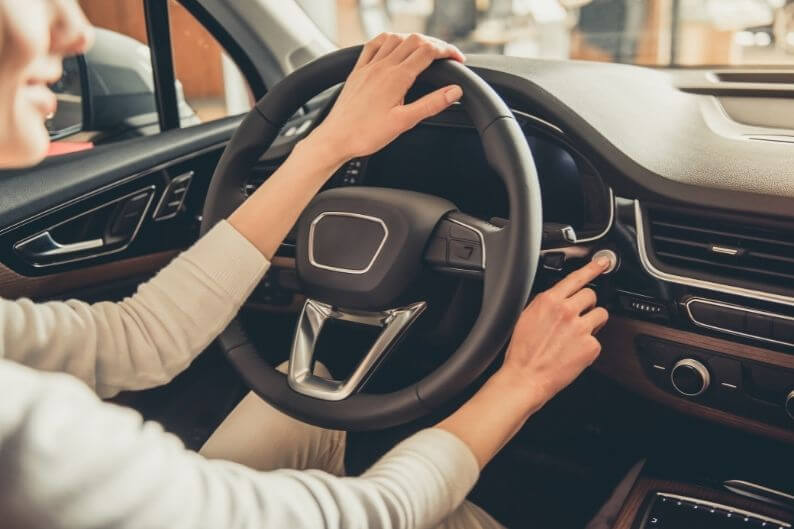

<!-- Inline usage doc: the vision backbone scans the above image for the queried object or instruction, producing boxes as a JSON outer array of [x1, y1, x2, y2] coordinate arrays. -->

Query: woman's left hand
[[308, 33, 465, 165]]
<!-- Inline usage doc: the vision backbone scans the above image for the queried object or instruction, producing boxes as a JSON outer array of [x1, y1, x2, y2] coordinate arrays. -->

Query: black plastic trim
[[0, 115, 242, 234], [144, 0, 180, 131]]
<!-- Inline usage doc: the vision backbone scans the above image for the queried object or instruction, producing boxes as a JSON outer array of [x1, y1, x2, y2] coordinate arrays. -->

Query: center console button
[[746, 313, 773, 339], [772, 317, 794, 344], [671, 359, 710, 397]]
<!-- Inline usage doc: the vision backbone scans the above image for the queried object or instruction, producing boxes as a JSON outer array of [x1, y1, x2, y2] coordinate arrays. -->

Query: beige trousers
[[200, 364, 504, 529]]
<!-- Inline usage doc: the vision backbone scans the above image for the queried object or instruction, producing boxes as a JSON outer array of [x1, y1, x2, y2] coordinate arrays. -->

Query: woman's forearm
[[436, 370, 545, 469], [437, 258, 610, 469], [228, 129, 348, 260]]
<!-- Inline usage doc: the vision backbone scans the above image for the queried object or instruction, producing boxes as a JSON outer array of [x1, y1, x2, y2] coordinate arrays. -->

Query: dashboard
[[245, 58, 794, 443], [257, 104, 613, 248]]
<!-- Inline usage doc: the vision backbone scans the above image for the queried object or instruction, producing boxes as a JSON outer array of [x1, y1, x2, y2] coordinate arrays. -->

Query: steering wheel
[[201, 46, 543, 431]]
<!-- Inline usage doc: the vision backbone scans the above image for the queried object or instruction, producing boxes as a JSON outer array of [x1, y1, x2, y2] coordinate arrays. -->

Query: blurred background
[[69, 0, 794, 131]]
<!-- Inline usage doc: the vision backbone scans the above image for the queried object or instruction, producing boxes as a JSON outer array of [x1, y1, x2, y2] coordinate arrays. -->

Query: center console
[[614, 476, 793, 529]]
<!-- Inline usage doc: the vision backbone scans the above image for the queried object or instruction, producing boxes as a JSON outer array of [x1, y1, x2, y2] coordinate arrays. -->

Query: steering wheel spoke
[[424, 211, 503, 278], [288, 298, 426, 401]]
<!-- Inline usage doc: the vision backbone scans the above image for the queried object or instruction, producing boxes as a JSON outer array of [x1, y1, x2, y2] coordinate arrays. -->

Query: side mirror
[[45, 55, 88, 140]]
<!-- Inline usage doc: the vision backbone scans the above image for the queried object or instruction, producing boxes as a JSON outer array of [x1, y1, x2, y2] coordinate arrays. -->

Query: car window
[[47, 0, 253, 156], [304, 0, 794, 68], [47, 0, 157, 154], [168, 0, 253, 126]]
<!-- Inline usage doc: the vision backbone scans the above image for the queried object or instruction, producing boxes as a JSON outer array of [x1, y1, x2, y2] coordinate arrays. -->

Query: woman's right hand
[[437, 258, 610, 468], [497, 258, 610, 409]]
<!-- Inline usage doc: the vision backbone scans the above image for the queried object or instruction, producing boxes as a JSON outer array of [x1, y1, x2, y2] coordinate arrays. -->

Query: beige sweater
[[0, 220, 479, 529]]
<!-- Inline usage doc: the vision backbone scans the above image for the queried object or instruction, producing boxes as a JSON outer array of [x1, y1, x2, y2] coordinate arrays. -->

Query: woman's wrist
[[295, 125, 352, 176], [487, 366, 549, 417]]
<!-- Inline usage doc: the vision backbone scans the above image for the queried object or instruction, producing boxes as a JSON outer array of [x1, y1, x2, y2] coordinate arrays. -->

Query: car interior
[[4, 1, 794, 528]]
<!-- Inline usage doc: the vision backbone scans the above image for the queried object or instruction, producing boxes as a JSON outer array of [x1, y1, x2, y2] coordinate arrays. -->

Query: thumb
[[398, 85, 462, 127]]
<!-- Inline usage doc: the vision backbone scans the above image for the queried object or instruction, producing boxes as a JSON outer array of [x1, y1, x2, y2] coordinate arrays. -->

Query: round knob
[[785, 390, 794, 421], [671, 358, 710, 397], [591, 249, 619, 274]]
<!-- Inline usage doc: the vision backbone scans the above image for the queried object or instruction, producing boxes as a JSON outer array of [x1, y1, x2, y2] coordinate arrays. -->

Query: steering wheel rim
[[201, 46, 543, 431]]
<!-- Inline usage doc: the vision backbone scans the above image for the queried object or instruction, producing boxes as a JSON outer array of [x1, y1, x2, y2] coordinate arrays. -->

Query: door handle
[[14, 231, 105, 259]]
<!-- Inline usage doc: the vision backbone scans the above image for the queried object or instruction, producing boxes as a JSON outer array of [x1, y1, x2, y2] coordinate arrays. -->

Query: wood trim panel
[[613, 477, 792, 529], [0, 251, 178, 300], [596, 316, 794, 444]]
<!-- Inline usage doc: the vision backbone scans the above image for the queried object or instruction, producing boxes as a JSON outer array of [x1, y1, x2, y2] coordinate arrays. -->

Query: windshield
[[300, 0, 794, 67]]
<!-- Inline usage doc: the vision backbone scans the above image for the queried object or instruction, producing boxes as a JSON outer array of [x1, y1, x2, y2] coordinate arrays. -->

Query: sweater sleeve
[[0, 360, 480, 529], [0, 220, 269, 397]]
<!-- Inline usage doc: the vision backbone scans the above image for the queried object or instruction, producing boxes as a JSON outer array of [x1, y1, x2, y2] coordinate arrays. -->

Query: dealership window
[[313, 0, 794, 68], [168, 0, 253, 126], [47, 0, 254, 156]]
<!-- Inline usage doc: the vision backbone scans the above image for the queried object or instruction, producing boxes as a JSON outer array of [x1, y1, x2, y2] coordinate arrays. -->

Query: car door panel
[[0, 115, 241, 236], [0, 115, 242, 286]]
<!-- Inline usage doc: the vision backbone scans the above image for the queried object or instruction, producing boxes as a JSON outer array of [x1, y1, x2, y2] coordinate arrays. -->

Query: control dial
[[670, 358, 710, 397], [785, 390, 794, 421]]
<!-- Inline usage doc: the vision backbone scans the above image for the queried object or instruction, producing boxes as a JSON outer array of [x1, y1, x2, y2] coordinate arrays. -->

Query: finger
[[371, 33, 404, 63], [552, 259, 609, 299], [568, 288, 597, 315], [355, 33, 389, 69], [580, 307, 609, 333], [395, 84, 462, 128], [390, 34, 465, 65], [401, 39, 466, 74]]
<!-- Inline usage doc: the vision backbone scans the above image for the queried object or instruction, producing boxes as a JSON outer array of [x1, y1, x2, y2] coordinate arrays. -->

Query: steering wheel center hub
[[295, 186, 455, 310]]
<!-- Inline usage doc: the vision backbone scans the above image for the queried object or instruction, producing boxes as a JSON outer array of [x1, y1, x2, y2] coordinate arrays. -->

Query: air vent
[[646, 207, 794, 292]]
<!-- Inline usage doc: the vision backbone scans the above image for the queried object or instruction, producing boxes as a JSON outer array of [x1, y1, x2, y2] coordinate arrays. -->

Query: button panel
[[685, 298, 794, 349], [425, 218, 485, 272], [637, 335, 794, 429]]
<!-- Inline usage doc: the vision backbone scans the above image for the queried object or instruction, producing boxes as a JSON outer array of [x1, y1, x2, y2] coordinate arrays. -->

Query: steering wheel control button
[[671, 358, 711, 397], [448, 239, 482, 268], [591, 249, 619, 274], [449, 223, 480, 242], [425, 217, 486, 272]]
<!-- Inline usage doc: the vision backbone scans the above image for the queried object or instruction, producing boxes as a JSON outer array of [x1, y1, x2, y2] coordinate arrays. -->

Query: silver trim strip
[[446, 217, 487, 269], [724, 480, 794, 509], [14, 231, 104, 258], [656, 492, 791, 527], [308, 212, 388, 274], [788, 391, 794, 420], [287, 299, 426, 401], [635, 200, 794, 307], [13, 187, 155, 268], [684, 297, 794, 348], [711, 245, 739, 256]]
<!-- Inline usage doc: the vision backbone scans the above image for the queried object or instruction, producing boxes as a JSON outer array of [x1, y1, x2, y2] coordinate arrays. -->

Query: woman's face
[[0, 0, 93, 168]]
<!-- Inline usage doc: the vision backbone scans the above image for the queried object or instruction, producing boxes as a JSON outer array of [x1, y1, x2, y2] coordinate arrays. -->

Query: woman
[[0, 2, 610, 528]]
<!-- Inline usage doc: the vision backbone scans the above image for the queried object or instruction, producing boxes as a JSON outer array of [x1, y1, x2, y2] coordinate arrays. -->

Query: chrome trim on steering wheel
[[308, 211, 389, 274], [288, 299, 427, 401]]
